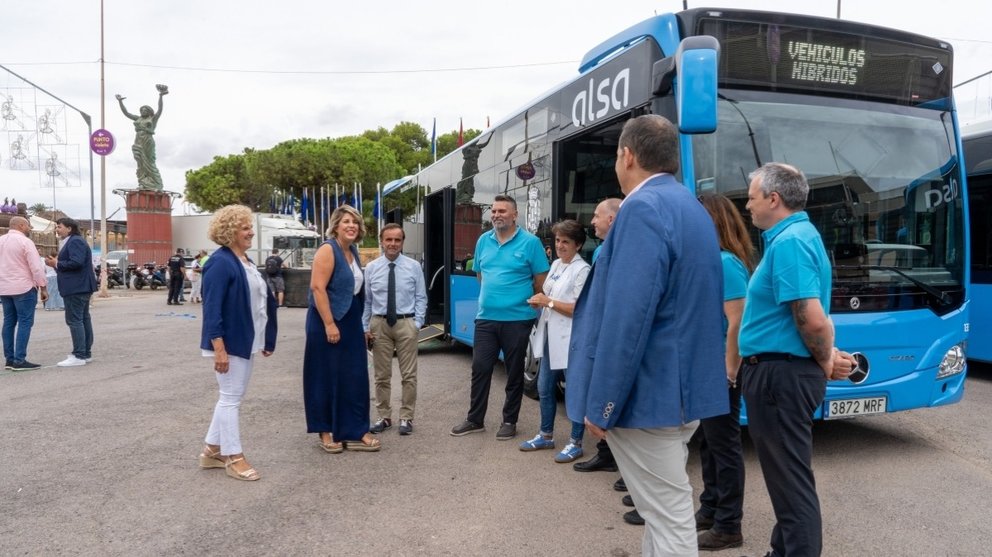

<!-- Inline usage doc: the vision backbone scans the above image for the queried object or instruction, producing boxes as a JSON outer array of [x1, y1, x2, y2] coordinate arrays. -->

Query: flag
[[458, 117, 464, 147], [430, 117, 437, 163], [486, 116, 490, 128], [372, 183, 381, 220], [300, 188, 309, 225]]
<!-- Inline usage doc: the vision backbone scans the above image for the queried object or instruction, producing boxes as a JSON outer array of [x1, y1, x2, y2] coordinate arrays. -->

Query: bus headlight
[[936, 343, 966, 379]]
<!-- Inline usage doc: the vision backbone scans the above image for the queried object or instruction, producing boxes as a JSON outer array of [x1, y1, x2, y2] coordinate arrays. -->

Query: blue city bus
[[964, 120, 992, 363], [383, 8, 969, 419]]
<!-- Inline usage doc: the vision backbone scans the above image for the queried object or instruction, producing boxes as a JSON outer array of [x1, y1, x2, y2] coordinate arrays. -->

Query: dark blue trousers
[[742, 359, 826, 557], [467, 319, 533, 426], [697, 380, 745, 534]]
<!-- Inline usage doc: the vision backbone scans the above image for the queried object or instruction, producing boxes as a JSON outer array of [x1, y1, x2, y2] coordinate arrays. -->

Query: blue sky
[[2, 0, 990, 220]]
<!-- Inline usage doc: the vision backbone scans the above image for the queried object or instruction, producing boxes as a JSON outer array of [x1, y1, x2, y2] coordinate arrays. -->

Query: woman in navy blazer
[[197, 205, 277, 481]]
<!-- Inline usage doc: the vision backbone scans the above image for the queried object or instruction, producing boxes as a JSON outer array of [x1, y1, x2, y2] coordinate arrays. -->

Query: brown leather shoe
[[697, 528, 743, 551]]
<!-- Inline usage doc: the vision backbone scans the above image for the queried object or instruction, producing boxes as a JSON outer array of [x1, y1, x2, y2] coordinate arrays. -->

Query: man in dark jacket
[[45, 217, 97, 367]]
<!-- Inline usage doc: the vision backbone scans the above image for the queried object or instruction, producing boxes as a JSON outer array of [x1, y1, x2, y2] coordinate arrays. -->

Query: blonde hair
[[208, 205, 253, 247], [326, 205, 366, 243]]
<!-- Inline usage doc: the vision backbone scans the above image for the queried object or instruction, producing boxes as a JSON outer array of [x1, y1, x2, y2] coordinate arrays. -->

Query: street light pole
[[98, 0, 108, 296]]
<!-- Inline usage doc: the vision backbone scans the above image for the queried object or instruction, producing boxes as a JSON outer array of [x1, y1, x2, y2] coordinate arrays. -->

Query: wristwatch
[[547, 300, 555, 309]]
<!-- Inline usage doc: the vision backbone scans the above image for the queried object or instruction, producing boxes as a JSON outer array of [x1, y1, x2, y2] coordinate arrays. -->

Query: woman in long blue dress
[[303, 205, 381, 452]]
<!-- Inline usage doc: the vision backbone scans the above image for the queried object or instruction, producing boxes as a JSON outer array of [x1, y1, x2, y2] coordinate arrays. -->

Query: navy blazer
[[565, 174, 729, 429], [200, 246, 277, 359], [55, 234, 97, 296]]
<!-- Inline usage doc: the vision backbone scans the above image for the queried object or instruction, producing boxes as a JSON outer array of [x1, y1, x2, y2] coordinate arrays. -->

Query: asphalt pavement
[[2, 288, 991, 556]]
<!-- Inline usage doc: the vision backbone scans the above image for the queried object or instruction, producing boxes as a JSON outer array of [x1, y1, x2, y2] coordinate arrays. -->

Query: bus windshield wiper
[[718, 93, 762, 168], [834, 264, 951, 306]]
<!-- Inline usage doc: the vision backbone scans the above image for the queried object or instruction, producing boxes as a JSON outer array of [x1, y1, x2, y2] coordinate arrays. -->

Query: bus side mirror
[[675, 36, 719, 134]]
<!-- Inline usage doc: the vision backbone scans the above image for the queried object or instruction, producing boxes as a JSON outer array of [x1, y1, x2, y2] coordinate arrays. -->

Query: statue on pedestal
[[116, 84, 168, 191]]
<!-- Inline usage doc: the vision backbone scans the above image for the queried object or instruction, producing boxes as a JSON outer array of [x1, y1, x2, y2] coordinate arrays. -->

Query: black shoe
[[10, 360, 41, 371], [623, 509, 644, 526], [167, 301, 174, 305], [613, 477, 627, 492], [4, 359, 12, 370], [621, 494, 634, 507], [495, 422, 517, 440], [370, 418, 392, 434], [399, 419, 413, 435], [450, 420, 485, 436], [694, 510, 715, 532], [573, 453, 618, 473], [697, 528, 743, 551]]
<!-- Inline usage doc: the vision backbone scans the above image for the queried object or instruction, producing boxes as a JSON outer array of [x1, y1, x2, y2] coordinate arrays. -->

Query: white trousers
[[609, 422, 700, 557], [204, 354, 254, 455]]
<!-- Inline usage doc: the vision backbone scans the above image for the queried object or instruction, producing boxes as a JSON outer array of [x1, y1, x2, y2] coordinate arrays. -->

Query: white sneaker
[[57, 355, 87, 367], [83, 357, 93, 363]]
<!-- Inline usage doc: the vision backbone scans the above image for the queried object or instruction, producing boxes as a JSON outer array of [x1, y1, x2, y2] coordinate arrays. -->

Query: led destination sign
[[697, 17, 952, 104]]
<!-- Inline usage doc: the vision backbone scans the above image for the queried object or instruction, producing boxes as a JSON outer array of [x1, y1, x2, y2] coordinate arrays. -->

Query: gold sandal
[[198, 446, 225, 469], [344, 434, 381, 452], [224, 456, 260, 481], [319, 433, 343, 454]]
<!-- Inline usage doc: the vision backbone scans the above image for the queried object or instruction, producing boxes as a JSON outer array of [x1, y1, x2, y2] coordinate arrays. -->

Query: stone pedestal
[[125, 190, 174, 266]]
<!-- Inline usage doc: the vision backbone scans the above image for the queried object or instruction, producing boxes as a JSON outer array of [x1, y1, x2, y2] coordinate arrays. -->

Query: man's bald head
[[592, 198, 621, 240], [8, 216, 30, 233]]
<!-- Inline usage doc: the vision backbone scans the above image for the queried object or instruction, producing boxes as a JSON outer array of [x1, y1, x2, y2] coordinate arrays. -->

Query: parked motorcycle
[[95, 265, 126, 288], [129, 262, 167, 290]]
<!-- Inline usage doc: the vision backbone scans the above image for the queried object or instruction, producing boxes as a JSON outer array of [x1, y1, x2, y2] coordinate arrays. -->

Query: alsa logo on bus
[[923, 178, 959, 210], [571, 68, 631, 128]]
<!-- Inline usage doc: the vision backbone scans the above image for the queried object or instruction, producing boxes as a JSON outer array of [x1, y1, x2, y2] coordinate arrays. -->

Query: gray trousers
[[610, 422, 700, 557]]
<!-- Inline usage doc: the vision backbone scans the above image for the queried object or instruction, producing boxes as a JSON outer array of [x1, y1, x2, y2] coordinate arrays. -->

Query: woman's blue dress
[[302, 271, 369, 441]]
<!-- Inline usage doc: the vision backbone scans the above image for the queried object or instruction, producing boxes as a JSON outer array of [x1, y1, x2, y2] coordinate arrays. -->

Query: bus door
[[423, 188, 452, 339]]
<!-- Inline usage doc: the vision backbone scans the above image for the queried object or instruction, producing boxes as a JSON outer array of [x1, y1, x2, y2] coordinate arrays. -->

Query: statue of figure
[[116, 84, 168, 191]]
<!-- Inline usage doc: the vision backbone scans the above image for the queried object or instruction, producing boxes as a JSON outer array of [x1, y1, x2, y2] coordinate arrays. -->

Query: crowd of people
[[0, 113, 858, 555]]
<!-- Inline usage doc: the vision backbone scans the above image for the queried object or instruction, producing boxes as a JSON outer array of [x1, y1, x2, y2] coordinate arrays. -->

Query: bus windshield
[[693, 91, 964, 313]]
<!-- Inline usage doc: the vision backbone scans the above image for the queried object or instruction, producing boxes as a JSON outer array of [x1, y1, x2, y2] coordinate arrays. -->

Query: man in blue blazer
[[45, 217, 98, 367], [566, 115, 728, 556]]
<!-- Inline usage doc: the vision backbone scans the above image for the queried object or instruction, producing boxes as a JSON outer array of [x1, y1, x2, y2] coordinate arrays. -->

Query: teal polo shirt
[[475, 226, 549, 321], [739, 211, 831, 357], [721, 251, 749, 338]]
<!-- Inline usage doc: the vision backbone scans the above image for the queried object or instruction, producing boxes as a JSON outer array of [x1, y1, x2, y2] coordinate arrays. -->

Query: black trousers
[[696, 380, 745, 534], [594, 438, 613, 461], [742, 358, 826, 557], [167, 274, 184, 303], [467, 319, 534, 426]]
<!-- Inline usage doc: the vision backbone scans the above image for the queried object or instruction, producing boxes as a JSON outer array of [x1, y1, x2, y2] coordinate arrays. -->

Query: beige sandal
[[319, 433, 343, 454], [344, 434, 381, 452], [198, 446, 225, 469], [224, 456, 260, 481]]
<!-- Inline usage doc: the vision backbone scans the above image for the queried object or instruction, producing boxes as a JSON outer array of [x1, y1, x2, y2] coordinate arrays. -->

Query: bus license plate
[[824, 397, 886, 419]]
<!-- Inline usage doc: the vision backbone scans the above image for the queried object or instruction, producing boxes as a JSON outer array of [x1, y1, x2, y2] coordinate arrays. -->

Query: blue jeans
[[1, 288, 38, 363], [63, 293, 94, 359], [538, 341, 584, 441]]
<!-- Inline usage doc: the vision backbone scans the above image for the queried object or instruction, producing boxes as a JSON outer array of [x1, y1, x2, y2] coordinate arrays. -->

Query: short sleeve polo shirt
[[474, 227, 550, 321], [739, 211, 832, 357], [721, 251, 749, 338]]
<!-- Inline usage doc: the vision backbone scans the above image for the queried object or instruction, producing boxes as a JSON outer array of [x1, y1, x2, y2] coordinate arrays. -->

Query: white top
[[351, 257, 363, 295], [529, 255, 591, 370]]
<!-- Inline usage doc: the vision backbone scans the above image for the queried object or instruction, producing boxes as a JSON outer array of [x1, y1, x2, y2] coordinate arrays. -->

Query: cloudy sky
[[2, 0, 991, 222]]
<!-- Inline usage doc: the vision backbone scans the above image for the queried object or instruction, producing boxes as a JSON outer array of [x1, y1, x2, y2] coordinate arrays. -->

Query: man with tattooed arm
[[738, 162, 856, 557]]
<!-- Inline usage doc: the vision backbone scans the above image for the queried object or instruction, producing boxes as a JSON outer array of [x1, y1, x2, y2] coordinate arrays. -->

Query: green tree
[[436, 128, 482, 160], [28, 203, 49, 216], [184, 150, 268, 211]]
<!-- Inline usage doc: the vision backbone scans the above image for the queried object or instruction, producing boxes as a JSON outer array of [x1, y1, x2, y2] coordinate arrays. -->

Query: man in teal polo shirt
[[739, 162, 855, 557], [451, 194, 549, 440]]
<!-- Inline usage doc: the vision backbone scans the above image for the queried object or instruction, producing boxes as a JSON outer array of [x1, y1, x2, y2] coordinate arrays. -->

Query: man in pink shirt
[[0, 216, 49, 371]]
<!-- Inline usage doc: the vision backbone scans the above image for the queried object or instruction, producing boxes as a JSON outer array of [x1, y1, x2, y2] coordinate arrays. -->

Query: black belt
[[375, 313, 415, 319], [744, 352, 812, 365]]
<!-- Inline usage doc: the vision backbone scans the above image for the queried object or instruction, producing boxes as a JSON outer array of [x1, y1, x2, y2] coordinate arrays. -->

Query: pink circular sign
[[90, 129, 115, 156]]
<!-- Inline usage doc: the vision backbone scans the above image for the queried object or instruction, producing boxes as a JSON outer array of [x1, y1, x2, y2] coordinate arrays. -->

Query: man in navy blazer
[[566, 115, 728, 556], [45, 217, 98, 367]]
